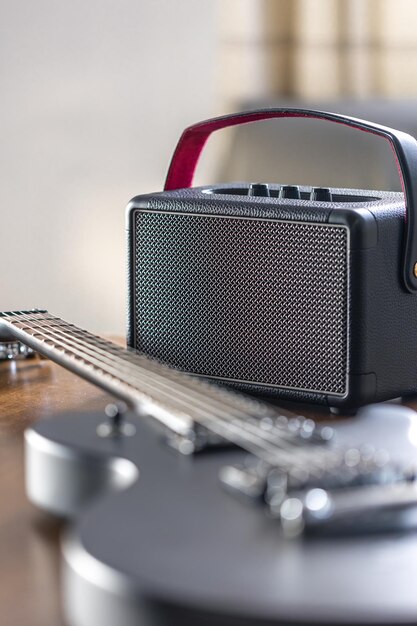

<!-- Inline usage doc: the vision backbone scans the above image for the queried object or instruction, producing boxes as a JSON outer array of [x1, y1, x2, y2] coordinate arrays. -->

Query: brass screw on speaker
[[414, 263, 417, 278]]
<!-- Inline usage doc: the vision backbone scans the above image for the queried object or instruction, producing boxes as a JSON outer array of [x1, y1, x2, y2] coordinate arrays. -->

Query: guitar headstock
[[0, 310, 47, 358], [0, 341, 36, 360]]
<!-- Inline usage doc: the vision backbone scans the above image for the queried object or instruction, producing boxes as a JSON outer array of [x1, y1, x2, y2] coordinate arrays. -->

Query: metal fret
[[0, 309, 334, 473]]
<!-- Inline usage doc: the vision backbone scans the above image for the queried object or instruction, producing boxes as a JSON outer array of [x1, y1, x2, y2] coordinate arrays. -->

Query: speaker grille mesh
[[133, 211, 348, 396]]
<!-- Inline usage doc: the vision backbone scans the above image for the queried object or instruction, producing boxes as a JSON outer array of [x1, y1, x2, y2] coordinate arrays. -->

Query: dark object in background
[[126, 109, 417, 410]]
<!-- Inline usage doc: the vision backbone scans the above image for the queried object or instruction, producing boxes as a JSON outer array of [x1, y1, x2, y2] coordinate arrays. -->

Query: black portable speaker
[[126, 109, 417, 410]]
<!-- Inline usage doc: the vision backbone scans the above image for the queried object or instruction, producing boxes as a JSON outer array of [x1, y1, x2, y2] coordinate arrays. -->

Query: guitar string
[[7, 312, 314, 474], [5, 311, 280, 426], [15, 315, 336, 478], [20, 315, 333, 468], [15, 311, 313, 427], [3, 310, 338, 475], [75, 328, 340, 469], [40, 318, 291, 419], [3, 311, 338, 475], [14, 312, 298, 425]]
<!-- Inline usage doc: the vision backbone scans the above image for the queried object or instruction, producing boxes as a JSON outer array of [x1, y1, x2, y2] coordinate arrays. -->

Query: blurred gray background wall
[[0, 0, 218, 333], [3, 0, 417, 335]]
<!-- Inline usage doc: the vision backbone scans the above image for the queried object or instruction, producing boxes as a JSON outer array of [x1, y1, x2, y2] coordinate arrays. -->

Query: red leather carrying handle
[[164, 108, 417, 293]]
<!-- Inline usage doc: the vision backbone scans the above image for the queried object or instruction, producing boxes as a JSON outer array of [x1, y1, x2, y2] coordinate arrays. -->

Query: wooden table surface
[[2, 351, 417, 626]]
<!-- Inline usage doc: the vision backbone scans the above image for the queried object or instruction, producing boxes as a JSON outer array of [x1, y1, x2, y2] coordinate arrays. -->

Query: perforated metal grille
[[133, 211, 348, 395]]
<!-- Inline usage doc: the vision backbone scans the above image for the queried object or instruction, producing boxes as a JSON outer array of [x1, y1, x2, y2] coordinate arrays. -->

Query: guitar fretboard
[[0, 310, 325, 472]]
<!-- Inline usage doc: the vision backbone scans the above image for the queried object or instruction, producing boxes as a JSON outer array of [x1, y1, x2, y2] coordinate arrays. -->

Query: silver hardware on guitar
[[0, 341, 36, 360], [220, 446, 417, 536]]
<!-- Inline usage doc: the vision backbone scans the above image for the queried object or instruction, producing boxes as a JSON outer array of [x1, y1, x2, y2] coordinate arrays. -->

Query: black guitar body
[[26, 404, 417, 626]]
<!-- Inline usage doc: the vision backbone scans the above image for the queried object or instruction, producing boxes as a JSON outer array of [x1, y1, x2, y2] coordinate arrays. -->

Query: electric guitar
[[1, 309, 417, 626]]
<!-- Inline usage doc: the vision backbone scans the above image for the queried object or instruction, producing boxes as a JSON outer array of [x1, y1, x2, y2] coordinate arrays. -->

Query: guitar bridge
[[220, 447, 417, 536]]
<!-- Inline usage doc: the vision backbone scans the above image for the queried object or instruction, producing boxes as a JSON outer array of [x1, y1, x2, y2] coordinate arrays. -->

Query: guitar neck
[[0, 310, 308, 461], [8, 309, 410, 536]]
